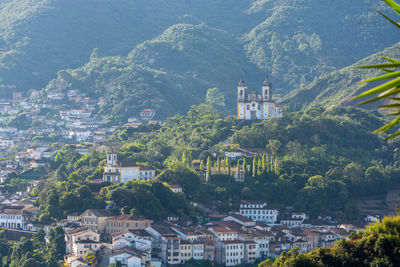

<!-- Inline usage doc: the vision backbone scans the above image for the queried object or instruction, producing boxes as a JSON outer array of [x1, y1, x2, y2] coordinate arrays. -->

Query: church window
[[108, 155, 111, 160], [252, 103, 255, 108], [258, 104, 261, 110], [240, 90, 243, 96], [246, 105, 249, 110]]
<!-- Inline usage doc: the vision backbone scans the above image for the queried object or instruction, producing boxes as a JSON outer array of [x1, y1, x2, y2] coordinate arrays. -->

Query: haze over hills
[[0, 0, 398, 119], [282, 42, 400, 111]]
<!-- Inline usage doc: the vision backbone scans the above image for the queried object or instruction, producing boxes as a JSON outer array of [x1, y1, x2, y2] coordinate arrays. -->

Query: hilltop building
[[237, 75, 283, 120], [103, 152, 156, 183]]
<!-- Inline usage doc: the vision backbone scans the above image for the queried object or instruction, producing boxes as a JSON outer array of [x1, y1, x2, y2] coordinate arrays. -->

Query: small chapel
[[236, 75, 283, 120]]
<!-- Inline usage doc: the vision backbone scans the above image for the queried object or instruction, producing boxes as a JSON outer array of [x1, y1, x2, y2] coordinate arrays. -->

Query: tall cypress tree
[[262, 154, 266, 172], [257, 158, 262, 176], [200, 160, 204, 175], [274, 157, 279, 174], [236, 160, 240, 180], [206, 156, 211, 182], [225, 157, 230, 175], [252, 156, 257, 177], [217, 158, 221, 174]]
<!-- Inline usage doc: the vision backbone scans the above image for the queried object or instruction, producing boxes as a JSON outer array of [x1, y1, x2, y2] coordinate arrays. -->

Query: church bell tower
[[262, 75, 272, 101], [237, 75, 248, 119]]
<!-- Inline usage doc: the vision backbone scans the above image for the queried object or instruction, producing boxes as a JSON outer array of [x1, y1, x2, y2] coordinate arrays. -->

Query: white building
[[224, 150, 243, 159], [60, 109, 91, 121], [236, 75, 283, 120], [0, 205, 37, 230], [169, 185, 183, 193], [103, 153, 156, 183], [0, 138, 13, 150], [112, 229, 152, 252], [239, 201, 278, 224], [109, 247, 144, 267], [215, 240, 245, 266], [192, 242, 204, 260], [146, 224, 181, 265], [207, 226, 239, 241]]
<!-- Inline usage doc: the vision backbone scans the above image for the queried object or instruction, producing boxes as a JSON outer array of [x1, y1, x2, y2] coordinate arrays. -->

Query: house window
[[247, 105, 249, 110]]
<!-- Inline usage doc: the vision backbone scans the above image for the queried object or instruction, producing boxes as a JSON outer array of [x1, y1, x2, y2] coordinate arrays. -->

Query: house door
[[251, 111, 257, 120]]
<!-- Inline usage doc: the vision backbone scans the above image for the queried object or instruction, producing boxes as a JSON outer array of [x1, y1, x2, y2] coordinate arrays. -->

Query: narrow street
[[98, 243, 112, 267]]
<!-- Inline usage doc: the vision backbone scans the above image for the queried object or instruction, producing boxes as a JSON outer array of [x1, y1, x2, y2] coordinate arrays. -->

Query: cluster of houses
[[54, 198, 367, 267], [0, 91, 160, 155], [0, 189, 38, 231], [0, 169, 378, 267]]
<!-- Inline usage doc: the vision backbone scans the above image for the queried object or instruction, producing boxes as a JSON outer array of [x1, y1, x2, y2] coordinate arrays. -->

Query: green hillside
[[282, 43, 400, 111], [0, 0, 397, 118], [0, 0, 259, 97], [243, 0, 399, 92], [44, 24, 260, 120]]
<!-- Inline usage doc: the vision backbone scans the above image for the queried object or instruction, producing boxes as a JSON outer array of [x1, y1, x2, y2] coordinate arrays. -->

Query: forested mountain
[[282, 42, 400, 111], [0, 0, 398, 119]]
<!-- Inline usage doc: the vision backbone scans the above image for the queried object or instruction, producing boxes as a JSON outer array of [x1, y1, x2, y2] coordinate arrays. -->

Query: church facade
[[237, 76, 283, 120]]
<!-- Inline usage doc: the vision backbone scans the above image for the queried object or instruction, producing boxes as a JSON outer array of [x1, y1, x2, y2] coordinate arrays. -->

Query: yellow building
[[106, 215, 153, 235], [80, 209, 115, 234], [180, 241, 193, 264]]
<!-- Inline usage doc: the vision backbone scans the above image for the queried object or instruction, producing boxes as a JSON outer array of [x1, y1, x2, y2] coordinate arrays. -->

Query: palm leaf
[[358, 86, 400, 105], [386, 130, 400, 139], [353, 78, 400, 99], [358, 62, 400, 69], [358, 71, 400, 83], [377, 10, 400, 29], [384, 0, 400, 15], [378, 104, 400, 108], [381, 56, 400, 63]]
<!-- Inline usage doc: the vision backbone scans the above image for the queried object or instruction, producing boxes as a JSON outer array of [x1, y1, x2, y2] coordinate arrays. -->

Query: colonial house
[[169, 185, 183, 193], [112, 229, 153, 252], [0, 205, 37, 230], [80, 209, 115, 234], [239, 200, 279, 224], [222, 214, 257, 227], [209, 166, 248, 182], [280, 216, 304, 228], [207, 226, 239, 241], [215, 240, 245, 266], [106, 215, 153, 235], [103, 153, 156, 183], [146, 223, 182, 265], [180, 240, 193, 264], [109, 247, 146, 267], [66, 228, 101, 256]]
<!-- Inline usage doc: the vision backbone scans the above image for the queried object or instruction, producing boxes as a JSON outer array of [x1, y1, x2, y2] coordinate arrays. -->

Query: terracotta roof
[[221, 240, 245, 244], [107, 214, 152, 222], [83, 209, 115, 217]]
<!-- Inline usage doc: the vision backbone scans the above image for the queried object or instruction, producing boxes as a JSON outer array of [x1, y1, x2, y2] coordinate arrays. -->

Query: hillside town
[[0, 181, 375, 267], [0, 81, 387, 267]]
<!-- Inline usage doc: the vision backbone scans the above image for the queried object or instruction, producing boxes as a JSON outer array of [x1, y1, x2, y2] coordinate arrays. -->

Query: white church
[[237, 75, 283, 120], [103, 152, 156, 183]]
